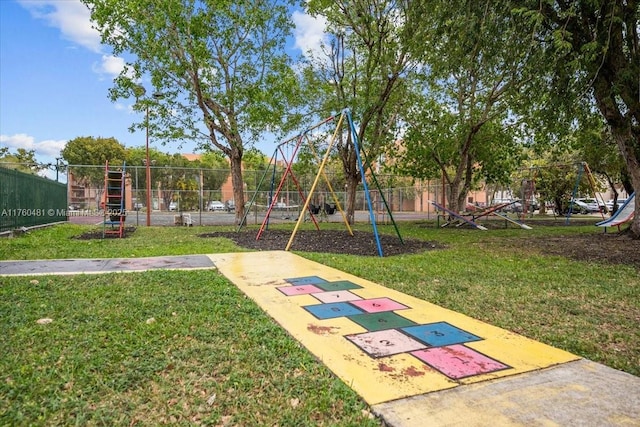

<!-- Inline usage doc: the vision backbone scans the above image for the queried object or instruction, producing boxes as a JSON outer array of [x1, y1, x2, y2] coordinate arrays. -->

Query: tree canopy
[[83, 0, 300, 223], [61, 136, 126, 187], [0, 148, 45, 175]]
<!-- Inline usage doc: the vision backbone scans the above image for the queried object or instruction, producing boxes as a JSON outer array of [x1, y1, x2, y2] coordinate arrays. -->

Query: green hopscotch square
[[348, 311, 417, 332], [314, 280, 363, 292]]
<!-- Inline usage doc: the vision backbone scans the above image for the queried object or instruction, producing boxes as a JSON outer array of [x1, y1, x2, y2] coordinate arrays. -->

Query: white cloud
[[18, 0, 127, 79], [1, 133, 66, 158], [1, 133, 34, 149], [292, 10, 328, 59], [18, 0, 102, 53], [92, 54, 125, 78], [38, 139, 68, 157]]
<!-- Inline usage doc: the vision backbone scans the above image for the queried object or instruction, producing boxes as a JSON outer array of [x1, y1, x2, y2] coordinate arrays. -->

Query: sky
[[0, 0, 327, 180]]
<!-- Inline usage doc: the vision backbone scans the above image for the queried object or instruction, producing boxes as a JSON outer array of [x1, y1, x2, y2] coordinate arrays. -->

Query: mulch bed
[[72, 226, 137, 239], [198, 229, 444, 257]]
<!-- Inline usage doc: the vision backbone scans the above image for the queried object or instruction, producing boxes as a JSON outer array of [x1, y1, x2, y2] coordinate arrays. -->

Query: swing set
[[238, 109, 402, 257]]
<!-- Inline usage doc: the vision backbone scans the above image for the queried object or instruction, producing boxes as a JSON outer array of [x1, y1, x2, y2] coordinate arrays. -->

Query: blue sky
[[0, 0, 327, 180]]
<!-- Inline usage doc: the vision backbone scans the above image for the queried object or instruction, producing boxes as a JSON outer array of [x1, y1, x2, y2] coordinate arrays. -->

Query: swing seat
[[324, 203, 336, 215]]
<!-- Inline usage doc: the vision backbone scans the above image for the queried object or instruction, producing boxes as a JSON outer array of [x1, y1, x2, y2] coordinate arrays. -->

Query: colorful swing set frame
[[238, 109, 402, 257]]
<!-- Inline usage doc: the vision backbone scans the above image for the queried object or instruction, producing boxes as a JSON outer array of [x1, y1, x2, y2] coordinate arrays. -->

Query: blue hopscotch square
[[304, 302, 364, 320], [314, 280, 363, 292], [401, 322, 482, 347], [285, 276, 328, 286]]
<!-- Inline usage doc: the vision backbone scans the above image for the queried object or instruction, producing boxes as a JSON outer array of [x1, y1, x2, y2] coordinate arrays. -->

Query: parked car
[[133, 202, 144, 211], [207, 200, 225, 211], [504, 201, 523, 213], [606, 198, 627, 212], [274, 201, 287, 209], [492, 198, 520, 213], [565, 199, 590, 214], [169, 201, 178, 211], [225, 200, 235, 212], [492, 198, 516, 206], [574, 198, 603, 213]]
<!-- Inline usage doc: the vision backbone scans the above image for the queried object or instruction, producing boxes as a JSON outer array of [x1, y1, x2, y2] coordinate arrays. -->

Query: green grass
[[0, 224, 242, 260], [1, 222, 638, 426], [1, 271, 377, 426]]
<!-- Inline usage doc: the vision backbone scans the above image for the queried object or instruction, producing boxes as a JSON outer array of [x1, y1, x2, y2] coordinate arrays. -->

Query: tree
[[394, 0, 544, 212], [83, 0, 299, 224], [304, 0, 417, 223], [152, 153, 195, 211], [397, 96, 523, 212], [0, 148, 45, 174], [518, 149, 587, 216], [511, 0, 640, 236], [61, 136, 126, 205]]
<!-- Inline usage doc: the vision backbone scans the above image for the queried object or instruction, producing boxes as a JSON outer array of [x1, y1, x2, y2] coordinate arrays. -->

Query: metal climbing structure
[[102, 161, 127, 238]]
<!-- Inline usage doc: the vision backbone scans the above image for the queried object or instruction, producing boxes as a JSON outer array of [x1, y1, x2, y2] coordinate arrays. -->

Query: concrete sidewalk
[[1, 252, 639, 426], [0, 254, 215, 275]]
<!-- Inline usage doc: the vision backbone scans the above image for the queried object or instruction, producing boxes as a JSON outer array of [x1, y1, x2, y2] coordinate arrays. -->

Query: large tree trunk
[[593, 77, 640, 238], [611, 130, 640, 237], [345, 174, 359, 224], [445, 133, 476, 213], [445, 175, 470, 214], [340, 133, 360, 225], [229, 147, 245, 226], [447, 181, 462, 213], [557, 1, 640, 238]]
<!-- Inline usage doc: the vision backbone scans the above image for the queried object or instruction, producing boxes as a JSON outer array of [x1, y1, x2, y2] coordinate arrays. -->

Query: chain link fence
[[0, 162, 459, 231], [65, 164, 451, 215]]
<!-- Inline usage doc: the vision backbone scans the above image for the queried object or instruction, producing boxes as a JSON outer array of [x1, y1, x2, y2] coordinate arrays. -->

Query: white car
[[169, 201, 178, 211], [573, 198, 602, 213], [606, 198, 627, 211], [207, 200, 225, 211]]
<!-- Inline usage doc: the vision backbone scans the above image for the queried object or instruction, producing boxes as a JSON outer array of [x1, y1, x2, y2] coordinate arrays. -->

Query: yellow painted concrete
[[208, 251, 579, 405]]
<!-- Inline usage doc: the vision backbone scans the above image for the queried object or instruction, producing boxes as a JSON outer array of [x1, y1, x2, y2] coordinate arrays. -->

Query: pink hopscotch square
[[411, 344, 509, 379], [277, 284, 324, 296], [349, 297, 408, 313], [346, 329, 426, 358], [313, 290, 363, 303]]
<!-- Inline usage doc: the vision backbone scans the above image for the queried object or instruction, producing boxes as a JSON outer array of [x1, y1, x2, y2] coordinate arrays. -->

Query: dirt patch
[[431, 217, 640, 268], [513, 231, 640, 269], [72, 227, 137, 239], [198, 229, 443, 257]]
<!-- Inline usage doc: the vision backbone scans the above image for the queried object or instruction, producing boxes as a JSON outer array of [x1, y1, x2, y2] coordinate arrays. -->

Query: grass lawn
[[1, 222, 638, 426]]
